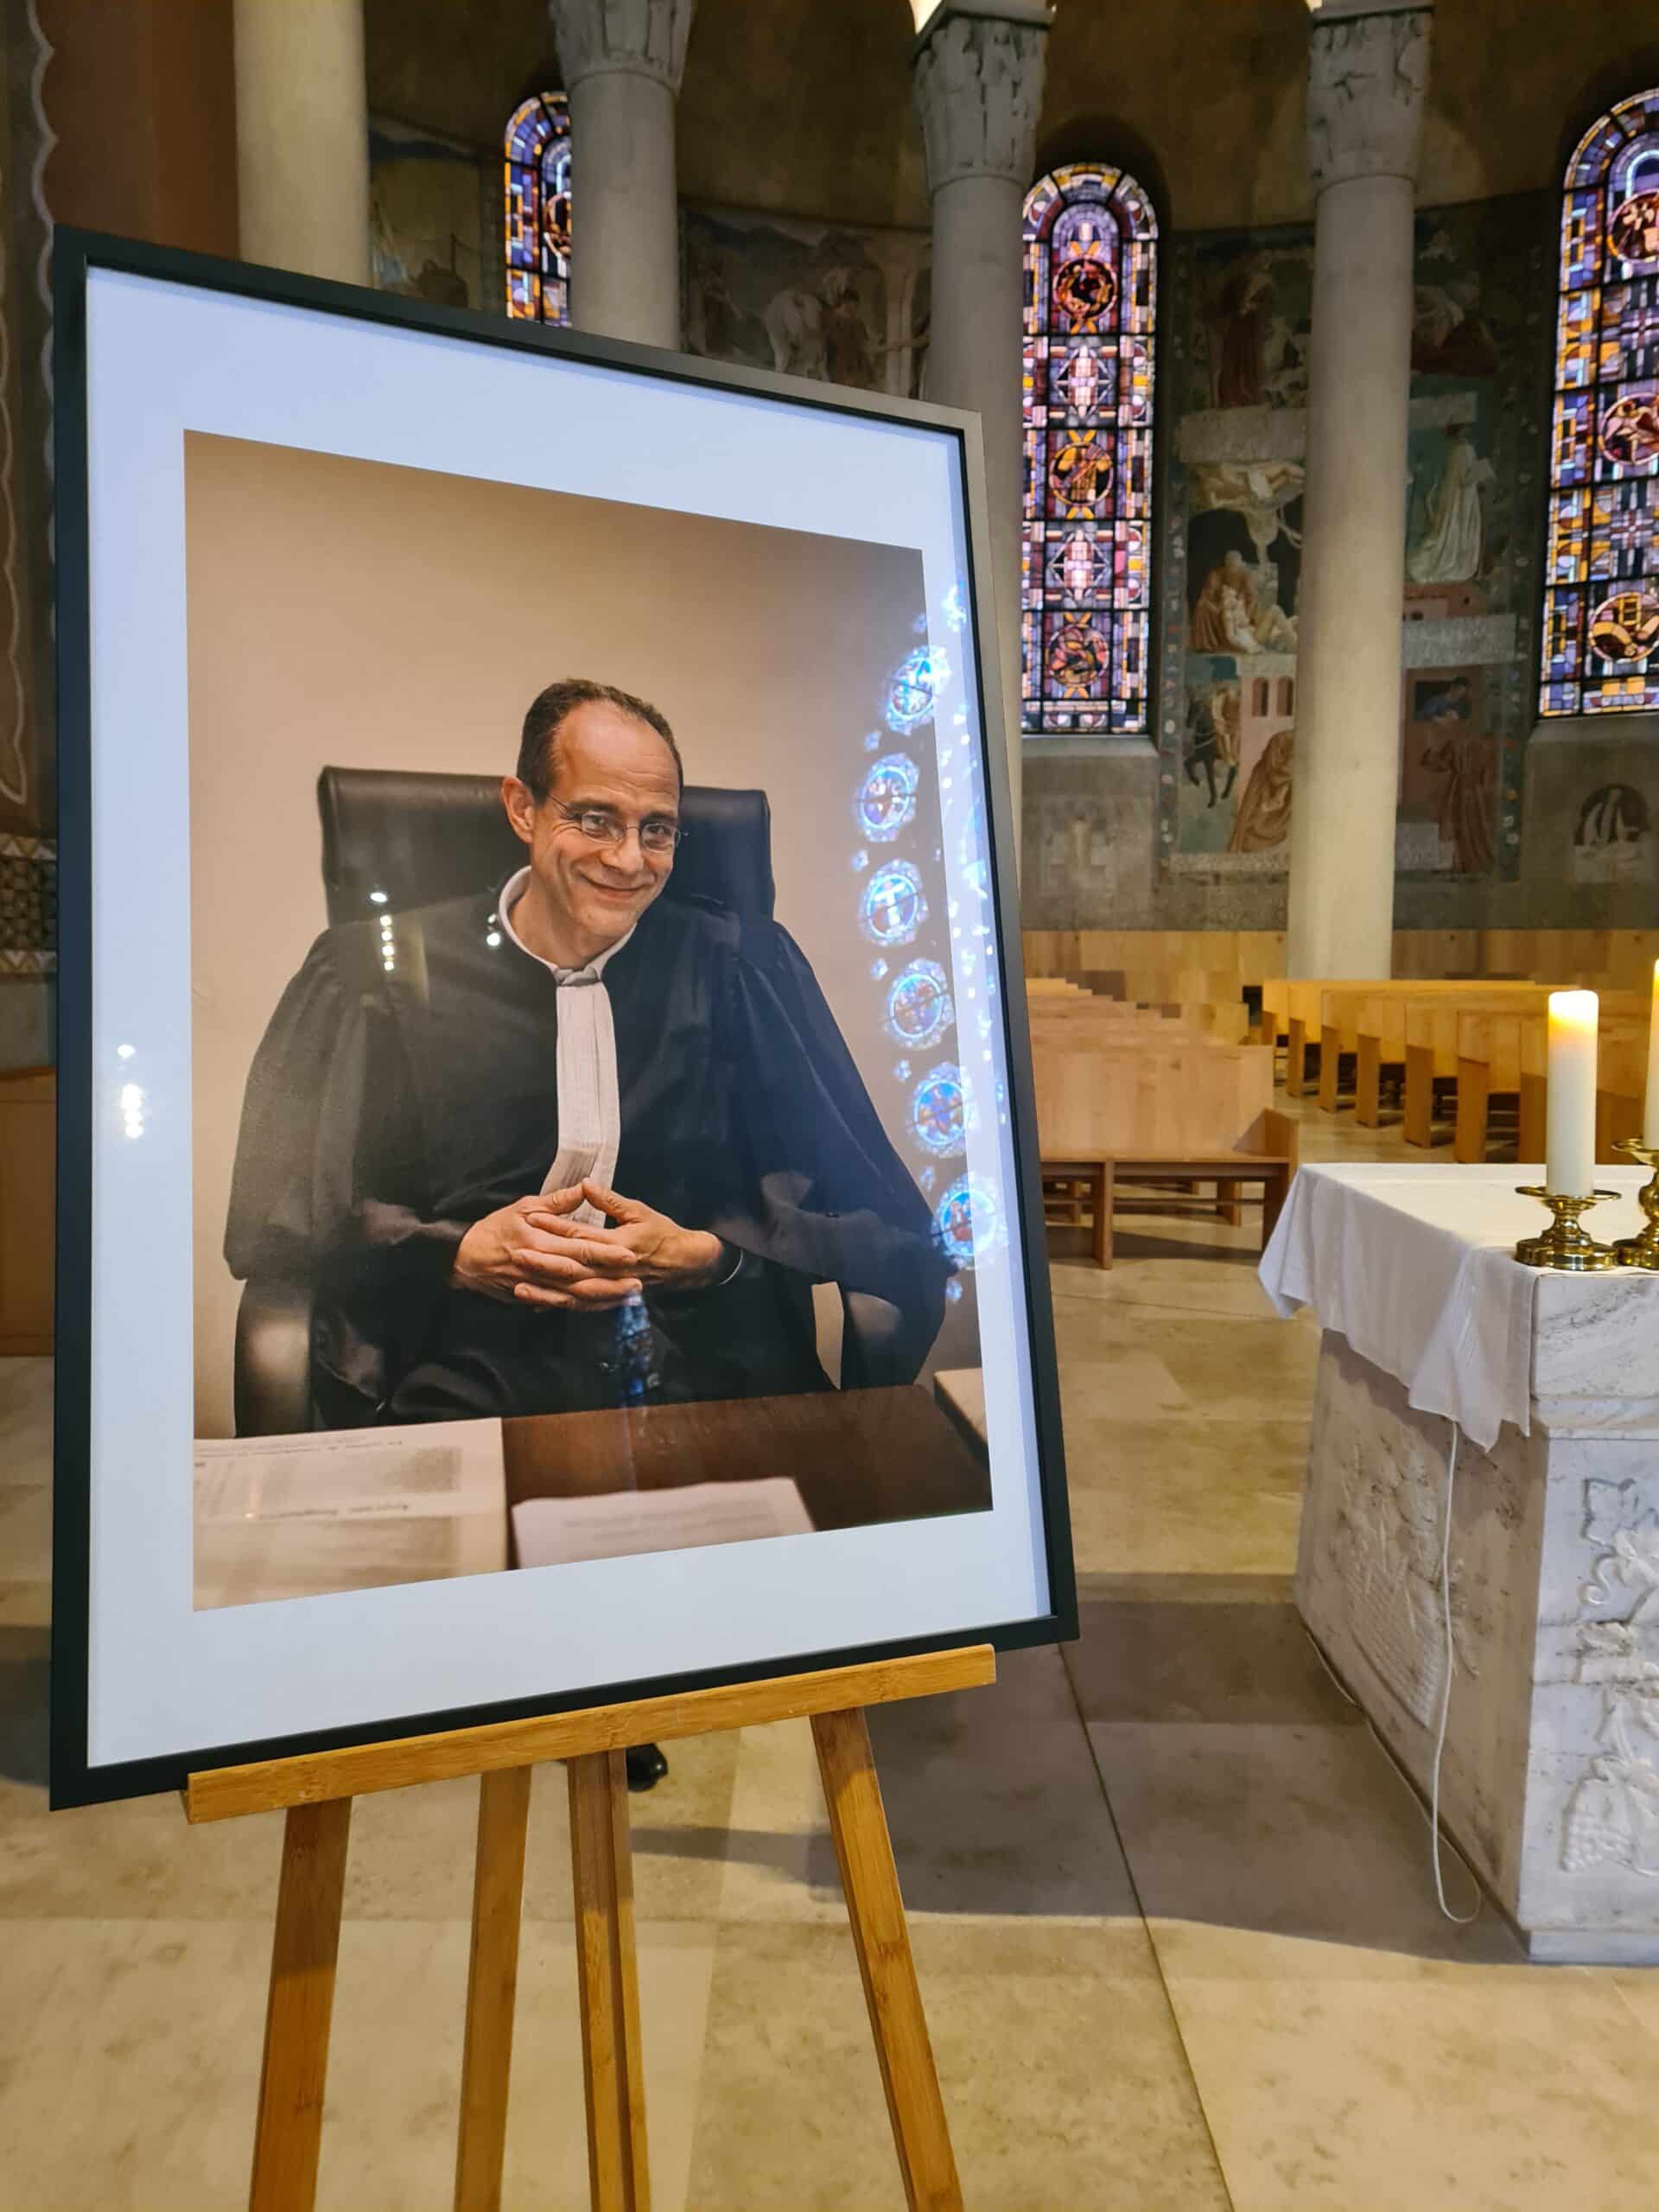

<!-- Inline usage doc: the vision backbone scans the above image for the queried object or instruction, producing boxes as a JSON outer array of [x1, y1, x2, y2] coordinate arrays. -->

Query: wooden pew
[[1029, 1027, 1292, 1267], [1027, 998, 1218, 1046], [0, 1067, 54, 1354], [1395, 988, 1644, 1152], [1455, 1004, 1651, 1165], [1325, 982, 1552, 1132], [1069, 969, 1251, 1044], [1268, 977, 1607, 1120], [1265, 977, 1486, 1096], [1024, 929, 1287, 989], [1400, 988, 1561, 1147], [1027, 927, 1659, 995]]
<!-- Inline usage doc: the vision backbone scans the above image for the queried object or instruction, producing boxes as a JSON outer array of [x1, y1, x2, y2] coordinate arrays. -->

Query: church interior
[[5, 0, 1659, 2203]]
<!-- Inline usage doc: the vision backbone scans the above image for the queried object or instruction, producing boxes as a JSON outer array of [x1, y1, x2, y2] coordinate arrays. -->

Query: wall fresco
[[1153, 197, 1552, 899]]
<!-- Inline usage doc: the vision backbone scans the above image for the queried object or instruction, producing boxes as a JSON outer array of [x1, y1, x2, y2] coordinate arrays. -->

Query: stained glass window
[[1541, 87, 1659, 715], [1021, 164, 1159, 735], [505, 93, 572, 324]]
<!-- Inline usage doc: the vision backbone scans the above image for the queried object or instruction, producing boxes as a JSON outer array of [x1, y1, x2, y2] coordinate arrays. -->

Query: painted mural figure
[[1576, 782, 1652, 855], [821, 270, 880, 388], [1412, 273, 1497, 376], [1408, 423, 1493, 586], [1190, 549, 1262, 653], [1249, 563, 1298, 651], [1421, 732, 1496, 874], [1210, 252, 1272, 408], [1188, 461, 1305, 570], [1260, 315, 1311, 409], [1225, 727, 1294, 854], [1417, 675, 1472, 721], [1184, 681, 1241, 809]]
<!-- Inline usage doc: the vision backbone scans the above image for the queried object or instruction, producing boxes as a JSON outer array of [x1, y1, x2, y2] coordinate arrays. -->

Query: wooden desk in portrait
[[194, 1383, 992, 1611], [503, 1384, 990, 1538]]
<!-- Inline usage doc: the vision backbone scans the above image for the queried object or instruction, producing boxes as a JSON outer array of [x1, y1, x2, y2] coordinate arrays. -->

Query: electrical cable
[[1428, 1416, 1480, 1924]]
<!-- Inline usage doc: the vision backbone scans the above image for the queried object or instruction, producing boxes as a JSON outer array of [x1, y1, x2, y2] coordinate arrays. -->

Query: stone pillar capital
[[547, 0, 696, 94], [1306, 1, 1432, 194], [911, 3, 1052, 196]]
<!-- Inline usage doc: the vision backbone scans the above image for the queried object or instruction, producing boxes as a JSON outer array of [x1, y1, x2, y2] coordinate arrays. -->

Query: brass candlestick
[[1513, 1185, 1619, 1270], [1611, 1139, 1659, 1269]]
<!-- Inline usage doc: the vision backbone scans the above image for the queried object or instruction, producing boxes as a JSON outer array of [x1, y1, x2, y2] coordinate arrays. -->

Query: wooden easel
[[185, 1644, 995, 2212]]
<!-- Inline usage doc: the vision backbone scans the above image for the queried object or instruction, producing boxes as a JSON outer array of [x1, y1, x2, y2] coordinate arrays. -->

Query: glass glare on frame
[[505, 92, 572, 325], [1021, 163, 1160, 738], [1541, 86, 1659, 717]]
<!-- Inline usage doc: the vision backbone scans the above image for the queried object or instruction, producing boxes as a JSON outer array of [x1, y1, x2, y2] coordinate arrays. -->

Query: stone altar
[[1274, 1168, 1659, 1962]]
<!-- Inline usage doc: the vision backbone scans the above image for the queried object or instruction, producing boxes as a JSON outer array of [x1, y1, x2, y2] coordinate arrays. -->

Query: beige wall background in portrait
[[186, 432, 947, 1437]]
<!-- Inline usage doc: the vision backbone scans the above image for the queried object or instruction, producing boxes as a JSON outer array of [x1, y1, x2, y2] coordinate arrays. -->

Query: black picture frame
[[48, 226, 1075, 1809]]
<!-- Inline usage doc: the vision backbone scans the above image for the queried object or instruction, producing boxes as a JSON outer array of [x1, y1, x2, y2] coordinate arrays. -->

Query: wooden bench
[[1262, 976, 1642, 1128], [1075, 969, 1252, 1042], [1453, 1004, 1650, 1164], [1042, 1110, 1297, 1270], [1316, 981, 1555, 1117], [1392, 988, 1643, 1150], [1027, 927, 1659, 992], [1029, 1011, 1289, 1266], [0, 1067, 54, 1354]]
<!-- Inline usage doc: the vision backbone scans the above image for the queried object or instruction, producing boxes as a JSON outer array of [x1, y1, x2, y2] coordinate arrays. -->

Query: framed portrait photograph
[[50, 229, 1071, 1806]]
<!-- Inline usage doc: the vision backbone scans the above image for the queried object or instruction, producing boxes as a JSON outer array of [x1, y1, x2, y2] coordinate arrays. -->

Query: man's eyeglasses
[[550, 802, 685, 856]]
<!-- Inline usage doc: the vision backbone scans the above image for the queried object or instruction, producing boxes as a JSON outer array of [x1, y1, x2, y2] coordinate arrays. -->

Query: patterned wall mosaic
[[1153, 196, 1553, 891], [0, 833, 55, 977]]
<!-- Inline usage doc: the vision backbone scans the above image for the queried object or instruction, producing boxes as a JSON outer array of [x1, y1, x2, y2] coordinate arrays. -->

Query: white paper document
[[511, 1478, 814, 1569], [194, 1421, 509, 1608]]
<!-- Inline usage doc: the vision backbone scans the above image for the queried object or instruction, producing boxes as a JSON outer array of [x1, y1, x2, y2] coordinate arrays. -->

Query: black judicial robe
[[225, 888, 950, 1428]]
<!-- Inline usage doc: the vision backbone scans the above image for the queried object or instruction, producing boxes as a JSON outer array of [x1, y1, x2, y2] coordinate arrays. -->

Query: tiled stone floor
[[3, 1088, 1658, 2208]]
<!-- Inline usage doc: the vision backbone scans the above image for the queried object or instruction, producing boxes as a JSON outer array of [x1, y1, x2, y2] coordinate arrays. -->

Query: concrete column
[[1286, 0, 1432, 978], [232, 0, 369, 284], [548, 0, 696, 349], [912, 1, 1051, 842]]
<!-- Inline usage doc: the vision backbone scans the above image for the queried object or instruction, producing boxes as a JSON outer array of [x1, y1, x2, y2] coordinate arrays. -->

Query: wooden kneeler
[[186, 1645, 995, 2212]]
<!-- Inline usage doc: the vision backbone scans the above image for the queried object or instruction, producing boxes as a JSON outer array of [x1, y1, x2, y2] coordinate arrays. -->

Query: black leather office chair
[[315, 767, 779, 928], [233, 767, 906, 1437]]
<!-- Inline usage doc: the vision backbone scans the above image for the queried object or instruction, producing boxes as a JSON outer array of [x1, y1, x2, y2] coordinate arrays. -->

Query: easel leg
[[454, 1765, 532, 2212], [249, 1796, 353, 2212], [811, 1708, 963, 2212], [569, 1750, 650, 2212]]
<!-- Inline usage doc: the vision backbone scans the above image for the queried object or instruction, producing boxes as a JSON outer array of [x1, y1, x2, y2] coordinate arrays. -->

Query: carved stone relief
[[1562, 1477, 1659, 1882], [912, 10, 1049, 194], [546, 0, 697, 92], [1306, 4, 1431, 194]]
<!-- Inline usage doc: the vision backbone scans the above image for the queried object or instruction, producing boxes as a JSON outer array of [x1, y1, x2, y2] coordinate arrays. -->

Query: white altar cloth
[[1259, 1163, 1651, 1451]]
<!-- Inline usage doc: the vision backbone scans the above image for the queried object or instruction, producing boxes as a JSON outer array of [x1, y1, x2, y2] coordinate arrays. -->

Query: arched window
[[1542, 86, 1659, 716], [505, 93, 572, 324], [1021, 163, 1159, 736]]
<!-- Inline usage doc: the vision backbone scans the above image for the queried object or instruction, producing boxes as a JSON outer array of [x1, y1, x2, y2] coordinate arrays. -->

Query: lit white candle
[[1644, 960, 1659, 1149], [1547, 989, 1598, 1197]]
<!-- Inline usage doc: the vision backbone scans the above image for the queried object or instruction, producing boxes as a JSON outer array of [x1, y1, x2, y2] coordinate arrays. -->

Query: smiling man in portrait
[[226, 678, 949, 1429]]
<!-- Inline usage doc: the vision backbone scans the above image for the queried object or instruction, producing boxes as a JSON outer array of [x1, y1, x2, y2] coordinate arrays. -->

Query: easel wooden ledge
[[186, 1643, 996, 2212]]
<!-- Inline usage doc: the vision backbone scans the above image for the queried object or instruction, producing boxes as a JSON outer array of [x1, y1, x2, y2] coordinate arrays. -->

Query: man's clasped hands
[[450, 1179, 728, 1310]]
